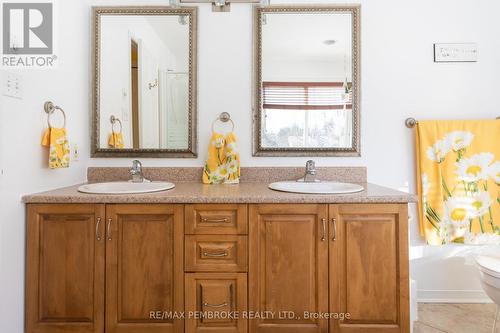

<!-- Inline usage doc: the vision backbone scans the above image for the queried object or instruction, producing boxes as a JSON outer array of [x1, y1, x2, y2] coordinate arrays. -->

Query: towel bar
[[405, 116, 500, 128]]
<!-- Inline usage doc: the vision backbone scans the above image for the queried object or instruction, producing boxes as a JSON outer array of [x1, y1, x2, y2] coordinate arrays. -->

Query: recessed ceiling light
[[323, 39, 337, 45]]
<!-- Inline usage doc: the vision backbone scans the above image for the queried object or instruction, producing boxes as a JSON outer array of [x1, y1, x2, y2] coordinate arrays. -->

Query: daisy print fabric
[[202, 132, 241, 184], [41, 127, 70, 169], [416, 120, 500, 245]]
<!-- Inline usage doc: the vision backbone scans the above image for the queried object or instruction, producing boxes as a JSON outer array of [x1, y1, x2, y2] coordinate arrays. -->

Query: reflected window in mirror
[[262, 82, 353, 148], [92, 7, 197, 157], [253, 6, 360, 156]]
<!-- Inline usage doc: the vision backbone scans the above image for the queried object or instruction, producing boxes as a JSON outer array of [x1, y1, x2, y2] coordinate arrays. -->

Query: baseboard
[[417, 289, 493, 303]]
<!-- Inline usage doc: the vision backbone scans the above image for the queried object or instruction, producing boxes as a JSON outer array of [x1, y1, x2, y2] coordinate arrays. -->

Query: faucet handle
[[300, 160, 319, 182], [130, 160, 142, 173], [306, 160, 316, 172]]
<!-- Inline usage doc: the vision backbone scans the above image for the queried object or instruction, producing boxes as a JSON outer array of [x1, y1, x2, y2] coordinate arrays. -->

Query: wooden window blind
[[262, 82, 352, 110]]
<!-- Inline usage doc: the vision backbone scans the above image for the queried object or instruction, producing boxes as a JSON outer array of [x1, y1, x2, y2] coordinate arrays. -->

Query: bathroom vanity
[[23, 167, 416, 333], [23, 3, 413, 332]]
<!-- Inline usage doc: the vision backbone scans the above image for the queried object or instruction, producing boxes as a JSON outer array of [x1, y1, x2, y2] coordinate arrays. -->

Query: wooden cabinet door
[[249, 204, 329, 333], [185, 273, 248, 333], [329, 204, 409, 333], [26, 204, 105, 333], [105, 204, 184, 333]]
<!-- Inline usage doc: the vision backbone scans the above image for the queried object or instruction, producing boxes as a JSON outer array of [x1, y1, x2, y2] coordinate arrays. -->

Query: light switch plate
[[2, 72, 23, 99]]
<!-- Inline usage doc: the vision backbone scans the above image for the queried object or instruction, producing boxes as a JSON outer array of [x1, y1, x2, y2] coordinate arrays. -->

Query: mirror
[[253, 6, 360, 156], [91, 7, 197, 157]]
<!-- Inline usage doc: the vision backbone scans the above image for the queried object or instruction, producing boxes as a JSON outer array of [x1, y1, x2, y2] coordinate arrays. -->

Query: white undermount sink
[[268, 181, 364, 194], [78, 181, 175, 194]]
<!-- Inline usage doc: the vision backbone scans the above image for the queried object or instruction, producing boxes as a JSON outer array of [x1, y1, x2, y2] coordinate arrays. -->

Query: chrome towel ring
[[44, 101, 66, 129], [110, 115, 123, 134], [211, 112, 234, 133]]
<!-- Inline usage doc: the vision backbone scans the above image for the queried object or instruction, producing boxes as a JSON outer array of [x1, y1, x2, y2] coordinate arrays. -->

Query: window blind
[[263, 82, 352, 110]]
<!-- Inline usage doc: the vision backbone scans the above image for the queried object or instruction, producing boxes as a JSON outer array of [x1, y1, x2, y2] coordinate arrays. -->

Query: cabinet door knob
[[95, 218, 102, 241], [332, 218, 337, 241], [106, 218, 112, 241], [321, 218, 326, 241]]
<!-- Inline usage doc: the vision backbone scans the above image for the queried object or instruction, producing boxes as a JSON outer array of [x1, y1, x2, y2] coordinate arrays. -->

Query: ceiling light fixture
[[176, 0, 269, 12]]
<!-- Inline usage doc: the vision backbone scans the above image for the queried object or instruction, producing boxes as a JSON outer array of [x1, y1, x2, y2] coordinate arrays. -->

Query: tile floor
[[414, 303, 498, 333]]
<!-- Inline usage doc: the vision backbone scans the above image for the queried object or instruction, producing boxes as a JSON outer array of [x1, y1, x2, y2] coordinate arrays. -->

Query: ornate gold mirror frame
[[253, 5, 361, 157], [91, 6, 198, 158]]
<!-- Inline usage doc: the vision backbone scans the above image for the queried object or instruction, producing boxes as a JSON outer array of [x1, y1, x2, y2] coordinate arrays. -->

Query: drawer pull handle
[[201, 218, 229, 223], [203, 251, 228, 258], [95, 218, 101, 241], [203, 302, 228, 308]]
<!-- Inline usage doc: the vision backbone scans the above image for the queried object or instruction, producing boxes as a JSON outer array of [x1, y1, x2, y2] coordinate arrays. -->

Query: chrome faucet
[[299, 160, 320, 183], [129, 160, 149, 183]]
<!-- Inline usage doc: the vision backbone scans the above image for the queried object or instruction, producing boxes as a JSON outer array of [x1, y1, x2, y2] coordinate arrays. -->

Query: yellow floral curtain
[[416, 120, 500, 245]]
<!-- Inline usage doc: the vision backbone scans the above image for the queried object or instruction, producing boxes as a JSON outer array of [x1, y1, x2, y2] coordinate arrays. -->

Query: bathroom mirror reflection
[[92, 7, 197, 157], [253, 6, 360, 156]]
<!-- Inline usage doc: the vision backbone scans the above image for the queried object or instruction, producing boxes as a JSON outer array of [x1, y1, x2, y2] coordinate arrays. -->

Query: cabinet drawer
[[185, 273, 247, 333], [186, 235, 248, 272], [185, 204, 248, 235]]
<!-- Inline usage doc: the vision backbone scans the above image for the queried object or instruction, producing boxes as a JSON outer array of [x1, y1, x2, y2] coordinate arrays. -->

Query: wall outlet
[[2, 72, 23, 99], [72, 144, 80, 162]]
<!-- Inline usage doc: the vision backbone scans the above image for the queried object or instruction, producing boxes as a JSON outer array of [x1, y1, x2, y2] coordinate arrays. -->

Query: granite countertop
[[22, 167, 417, 204], [22, 182, 417, 204]]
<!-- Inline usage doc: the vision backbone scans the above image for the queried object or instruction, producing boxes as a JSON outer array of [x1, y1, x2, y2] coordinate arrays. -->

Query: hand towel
[[224, 132, 241, 184], [203, 132, 240, 184], [416, 120, 500, 245], [108, 132, 125, 148], [41, 127, 70, 169]]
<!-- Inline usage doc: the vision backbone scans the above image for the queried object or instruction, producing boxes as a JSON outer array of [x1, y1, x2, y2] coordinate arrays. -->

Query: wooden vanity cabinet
[[248, 204, 409, 333], [26, 202, 409, 333], [26, 204, 184, 333], [26, 204, 105, 333]]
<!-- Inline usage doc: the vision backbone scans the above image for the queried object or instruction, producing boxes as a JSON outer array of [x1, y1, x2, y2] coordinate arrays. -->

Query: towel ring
[[110, 115, 123, 134], [211, 112, 234, 133], [44, 101, 66, 128]]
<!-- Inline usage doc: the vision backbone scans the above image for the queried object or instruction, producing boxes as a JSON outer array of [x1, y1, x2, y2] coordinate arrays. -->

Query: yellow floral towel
[[108, 132, 124, 148], [41, 127, 70, 169], [416, 120, 500, 245], [203, 132, 240, 184]]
